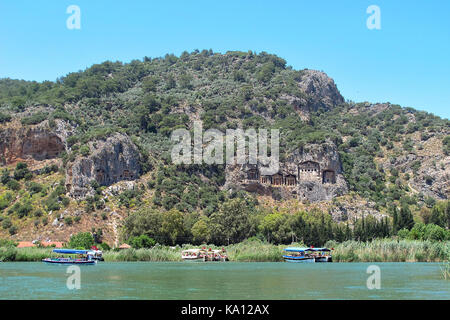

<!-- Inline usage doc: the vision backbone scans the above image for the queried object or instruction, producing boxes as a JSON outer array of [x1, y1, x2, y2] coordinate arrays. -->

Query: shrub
[[6, 179, 20, 191], [13, 162, 31, 180], [98, 242, 111, 251], [423, 224, 448, 241], [16, 202, 32, 218], [21, 112, 48, 125], [27, 182, 43, 195], [0, 112, 12, 123], [397, 229, 410, 239], [2, 218, 12, 229], [79, 145, 90, 156], [64, 216, 73, 226], [0, 169, 10, 185], [8, 225, 17, 235], [0, 192, 14, 210], [34, 209, 43, 217]]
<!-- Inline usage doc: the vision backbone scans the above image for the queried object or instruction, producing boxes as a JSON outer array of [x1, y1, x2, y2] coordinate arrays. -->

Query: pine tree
[[392, 206, 399, 234], [399, 204, 414, 230]]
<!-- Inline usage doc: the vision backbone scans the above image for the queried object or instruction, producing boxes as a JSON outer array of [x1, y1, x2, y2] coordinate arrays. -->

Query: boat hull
[[42, 258, 96, 265], [283, 256, 315, 263], [182, 257, 205, 262], [315, 256, 332, 262]]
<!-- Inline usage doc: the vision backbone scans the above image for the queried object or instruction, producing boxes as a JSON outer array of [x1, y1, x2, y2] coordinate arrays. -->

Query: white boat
[[87, 249, 104, 261], [311, 248, 333, 262], [181, 249, 207, 261], [206, 249, 229, 262], [181, 248, 229, 262]]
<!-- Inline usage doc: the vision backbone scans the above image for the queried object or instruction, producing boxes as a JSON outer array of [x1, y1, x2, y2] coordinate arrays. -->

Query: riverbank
[[1, 239, 449, 262]]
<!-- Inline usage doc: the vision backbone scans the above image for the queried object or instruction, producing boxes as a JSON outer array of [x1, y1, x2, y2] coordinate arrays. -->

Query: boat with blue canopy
[[283, 247, 315, 263], [283, 247, 332, 263], [309, 247, 333, 262], [42, 249, 97, 265]]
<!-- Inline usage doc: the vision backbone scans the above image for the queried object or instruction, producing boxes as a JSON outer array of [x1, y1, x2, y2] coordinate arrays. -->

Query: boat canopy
[[284, 247, 310, 252], [53, 249, 89, 255], [182, 249, 203, 253], [284, 247, 331, 252]]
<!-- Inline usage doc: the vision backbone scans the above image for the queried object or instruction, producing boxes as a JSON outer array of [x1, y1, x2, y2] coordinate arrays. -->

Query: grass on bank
[[441, 261, 450, 280], [326, 239, 450, 262], [1, 239, 449, 263]]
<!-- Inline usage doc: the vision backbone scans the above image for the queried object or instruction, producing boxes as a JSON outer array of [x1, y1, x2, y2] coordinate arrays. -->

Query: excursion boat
[[42, 249, 97, 265], [181, 249, 207, 261], [181, 248, 229, 262], [283, 247, 333, 263], [283, 247, 316, 263], [310, 247, 333, 262], [206, 249, 229, 262], [87, 246, 104, 261]]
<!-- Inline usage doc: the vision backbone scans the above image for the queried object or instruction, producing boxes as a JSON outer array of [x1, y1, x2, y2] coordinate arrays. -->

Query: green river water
[[0, 262, 448, 299]]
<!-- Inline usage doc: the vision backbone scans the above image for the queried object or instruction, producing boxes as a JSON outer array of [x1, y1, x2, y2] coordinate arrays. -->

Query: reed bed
[[440, 262, 450, 280], [226, 240, 285, 262], [103, 246, 182, 262], [1, 239, 449, 263], [0, 247, 53, 262], [327, 239, 450, 262], [102, 240, 288, 262]]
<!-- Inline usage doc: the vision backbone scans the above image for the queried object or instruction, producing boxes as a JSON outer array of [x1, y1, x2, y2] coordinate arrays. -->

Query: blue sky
[[0, 1, 449, 119]]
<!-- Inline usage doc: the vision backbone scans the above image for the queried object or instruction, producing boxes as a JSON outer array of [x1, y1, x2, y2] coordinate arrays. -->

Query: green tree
[[69, 232, 94, 249], [129, 235, 156, 249], [160, 209, 185, 245], [398, 204, 414, 231], [209, 198, 253, 244], [123, 207, 163, 239], [191, 216, 211, 244]]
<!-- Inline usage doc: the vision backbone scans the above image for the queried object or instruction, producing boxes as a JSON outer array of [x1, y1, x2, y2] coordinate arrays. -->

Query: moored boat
[[181, 249, 207, 261], [87, 246, 104, 261], [283, 247, 333, 263], [42, 249, 97, 265], [283, 247, 315, 263], [310, 248, 333, 262], [181, 248, 229, 262]]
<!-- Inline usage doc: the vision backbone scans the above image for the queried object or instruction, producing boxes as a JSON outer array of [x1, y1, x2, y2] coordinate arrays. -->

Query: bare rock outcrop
[[66, 133, 142, 199], [0, 120, 67, 165], [297, 70, 345, 111]]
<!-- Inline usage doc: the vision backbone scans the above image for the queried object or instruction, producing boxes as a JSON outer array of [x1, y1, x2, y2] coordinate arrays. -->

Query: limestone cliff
[[0, 120, 67, 165], [297, 70, 345, 111], [65, 133, 142, 199]]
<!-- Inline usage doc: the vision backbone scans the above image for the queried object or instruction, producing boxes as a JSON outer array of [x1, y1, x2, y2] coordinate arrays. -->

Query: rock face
[[225, 140, 348, 202], [0, 121, 66, 165], [66, 133, 142, 199], [297, 70, 345, 111], [381, 151, 450, 200]]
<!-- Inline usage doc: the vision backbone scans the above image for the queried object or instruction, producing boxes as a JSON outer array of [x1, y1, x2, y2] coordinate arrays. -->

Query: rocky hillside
[[0, 50, 448, 245]]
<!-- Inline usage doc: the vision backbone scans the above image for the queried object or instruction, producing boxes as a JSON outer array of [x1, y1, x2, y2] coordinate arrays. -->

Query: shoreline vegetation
[[1, 238, 449, 263]]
